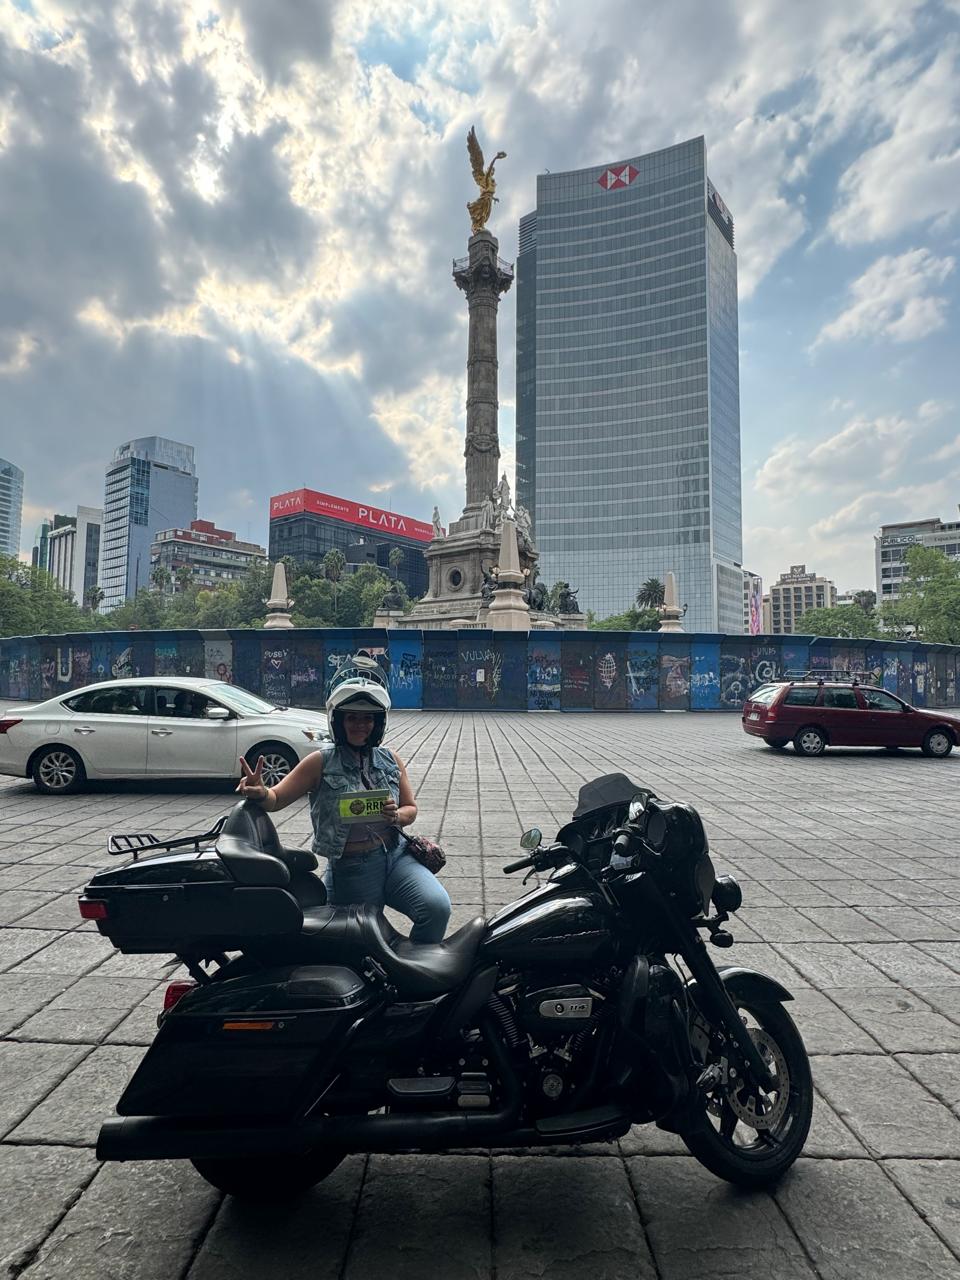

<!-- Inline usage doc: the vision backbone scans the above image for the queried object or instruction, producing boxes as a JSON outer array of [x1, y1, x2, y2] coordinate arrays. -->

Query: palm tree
[[636, 577, 665, 610], [323, 548, 347, 621], [151, 565, 172, 595], [85, 585, 105, 614], [174, 565, 193, 596], [388, 546, 404, 578]]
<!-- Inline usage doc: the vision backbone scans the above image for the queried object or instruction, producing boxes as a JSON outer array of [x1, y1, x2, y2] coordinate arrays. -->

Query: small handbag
[[405, 833, 446, 875]]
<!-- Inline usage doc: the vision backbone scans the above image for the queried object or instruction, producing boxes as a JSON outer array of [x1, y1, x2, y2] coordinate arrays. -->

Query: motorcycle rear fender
[[688, 965, 794, 1007]]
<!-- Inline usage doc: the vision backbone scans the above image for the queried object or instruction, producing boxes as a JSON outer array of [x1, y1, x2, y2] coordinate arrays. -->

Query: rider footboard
[[118, 965, 377, 1120]]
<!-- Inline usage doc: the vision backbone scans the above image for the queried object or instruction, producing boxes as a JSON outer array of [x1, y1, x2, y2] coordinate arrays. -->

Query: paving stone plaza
[[2, 708, 960, 1279]]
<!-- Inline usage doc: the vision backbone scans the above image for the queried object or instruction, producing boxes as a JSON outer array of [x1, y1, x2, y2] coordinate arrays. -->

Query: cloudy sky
[[2, 0, 959, 595]]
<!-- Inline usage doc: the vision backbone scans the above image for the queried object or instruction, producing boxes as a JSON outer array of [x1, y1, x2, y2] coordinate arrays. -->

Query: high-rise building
[[269, 488, 431, 599], [32, 514, 75, 571], [742, 570, 763, 635], [151, 519, 266, 591], [47, 506, 102, 605], [0, 458, 24, 558], [876, 512, 960, 603], [98, 437, 198, 612], [768, 564, 837, 635], [516, 136, 743, 631], [31, 518, 52, 570]]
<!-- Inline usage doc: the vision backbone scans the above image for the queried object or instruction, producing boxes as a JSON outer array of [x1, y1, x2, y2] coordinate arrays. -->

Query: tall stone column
[[454, 230, 513, 515]]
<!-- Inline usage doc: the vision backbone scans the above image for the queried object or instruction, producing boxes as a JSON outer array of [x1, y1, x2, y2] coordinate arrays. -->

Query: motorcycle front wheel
[[683, 997, 812, 1188], [191, 1149, 345, 1200]]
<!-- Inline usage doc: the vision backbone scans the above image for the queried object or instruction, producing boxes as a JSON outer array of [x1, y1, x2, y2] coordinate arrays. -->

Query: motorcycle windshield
[[572, 773, 654, 818]]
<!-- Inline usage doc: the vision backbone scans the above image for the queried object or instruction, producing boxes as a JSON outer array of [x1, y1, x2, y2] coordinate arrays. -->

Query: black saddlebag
[[118, 964, 375, 1119], [80, 842, 306, 955]]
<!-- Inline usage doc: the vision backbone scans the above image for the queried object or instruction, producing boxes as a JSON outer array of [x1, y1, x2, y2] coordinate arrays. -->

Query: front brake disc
[[725, 1028, 790, 1131]]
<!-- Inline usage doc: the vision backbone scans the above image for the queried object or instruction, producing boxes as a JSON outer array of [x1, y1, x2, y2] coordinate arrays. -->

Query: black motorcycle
[[79, 773, 812, 1200]]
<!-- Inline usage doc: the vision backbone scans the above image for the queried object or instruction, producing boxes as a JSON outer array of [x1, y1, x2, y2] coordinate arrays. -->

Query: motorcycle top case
[[119, 964, 375, 1120], [81, 843, 304, 955]]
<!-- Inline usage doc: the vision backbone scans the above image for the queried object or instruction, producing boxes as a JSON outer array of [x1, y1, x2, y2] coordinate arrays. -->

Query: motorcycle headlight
[[712, 875, 742, 914]]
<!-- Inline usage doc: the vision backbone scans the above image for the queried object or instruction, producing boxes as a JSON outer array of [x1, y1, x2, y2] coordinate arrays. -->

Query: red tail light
[[163, 980, 197, 1010], [0, 718, 22, 734], [78, 898, 108, 920]]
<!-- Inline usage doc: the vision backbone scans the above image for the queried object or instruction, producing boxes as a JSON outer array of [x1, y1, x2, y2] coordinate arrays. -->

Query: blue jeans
[[323, 841, 451, 944]]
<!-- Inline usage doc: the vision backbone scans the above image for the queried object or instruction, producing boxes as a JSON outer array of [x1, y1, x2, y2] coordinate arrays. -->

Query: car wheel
[[793, 727, 826, 757], [921, 729, 954, 758], [32, 746, 87, 795], [246, 743, 298, 787], [766, 739, 789, 750]]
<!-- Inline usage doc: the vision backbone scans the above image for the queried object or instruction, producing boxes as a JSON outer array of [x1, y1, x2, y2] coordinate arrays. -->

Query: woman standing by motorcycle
[[236, 658, 450, 943]]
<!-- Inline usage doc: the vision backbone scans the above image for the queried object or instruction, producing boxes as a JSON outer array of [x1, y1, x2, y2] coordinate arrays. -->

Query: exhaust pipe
[[98, 1014, 522, 1163]]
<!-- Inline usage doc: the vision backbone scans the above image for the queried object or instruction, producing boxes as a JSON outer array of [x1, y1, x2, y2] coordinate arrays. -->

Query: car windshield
[[204, 685, 278, 715]]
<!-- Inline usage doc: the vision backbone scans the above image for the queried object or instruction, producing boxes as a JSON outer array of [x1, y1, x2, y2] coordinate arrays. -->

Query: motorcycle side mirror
[[519, 828, 542, 851], [628, 798, 645, 821]]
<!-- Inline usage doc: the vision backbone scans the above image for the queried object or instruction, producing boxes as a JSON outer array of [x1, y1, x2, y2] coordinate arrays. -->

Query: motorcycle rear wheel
[[191, 1149, 345, 1200], [683, 998, 812, 1188]]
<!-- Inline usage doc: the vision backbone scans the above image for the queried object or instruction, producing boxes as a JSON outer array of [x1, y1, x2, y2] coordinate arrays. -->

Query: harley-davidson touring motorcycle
[[79, 773, 812, 1200]]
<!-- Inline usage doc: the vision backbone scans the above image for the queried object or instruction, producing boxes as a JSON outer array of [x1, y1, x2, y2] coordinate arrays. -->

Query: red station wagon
[[742, 680, 960, 758]]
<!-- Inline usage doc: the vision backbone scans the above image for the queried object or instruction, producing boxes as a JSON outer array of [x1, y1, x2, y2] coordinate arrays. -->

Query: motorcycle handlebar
[[503, 854, 536, 874]]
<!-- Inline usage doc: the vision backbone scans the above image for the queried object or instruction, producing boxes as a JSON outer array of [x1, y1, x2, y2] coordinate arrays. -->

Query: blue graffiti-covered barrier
[[1, 630, 958, 712]]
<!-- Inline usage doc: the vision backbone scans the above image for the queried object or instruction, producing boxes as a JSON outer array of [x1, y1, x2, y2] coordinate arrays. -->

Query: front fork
[[645, 881, 774, 1092]]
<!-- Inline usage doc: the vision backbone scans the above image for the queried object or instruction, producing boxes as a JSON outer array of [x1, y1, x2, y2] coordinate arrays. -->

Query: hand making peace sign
[[236, 755, 268, 801]]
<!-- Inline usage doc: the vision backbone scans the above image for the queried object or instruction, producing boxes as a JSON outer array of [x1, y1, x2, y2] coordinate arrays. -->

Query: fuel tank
[[480, 865, 615, 967]]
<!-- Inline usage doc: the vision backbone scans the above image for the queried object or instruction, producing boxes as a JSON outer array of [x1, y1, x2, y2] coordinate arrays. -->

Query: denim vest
[[309, 744, 402, 863]]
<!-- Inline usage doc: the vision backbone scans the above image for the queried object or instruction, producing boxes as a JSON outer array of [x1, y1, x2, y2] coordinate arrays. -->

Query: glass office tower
[[0, 458, 24, 558], [516, 136, 743, 631], [98, 437, 198, 611]]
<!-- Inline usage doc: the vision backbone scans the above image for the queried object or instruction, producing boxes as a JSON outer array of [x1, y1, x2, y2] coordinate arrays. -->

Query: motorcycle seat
[[217, 836, 319, 885], [287, 903, 486, 999]]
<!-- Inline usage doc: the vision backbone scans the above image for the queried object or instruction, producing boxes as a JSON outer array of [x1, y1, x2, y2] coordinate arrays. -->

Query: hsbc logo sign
[[597, 163, 638, 191]]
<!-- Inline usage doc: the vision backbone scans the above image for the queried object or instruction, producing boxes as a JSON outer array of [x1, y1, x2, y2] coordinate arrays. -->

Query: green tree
[[337, 564, 392, 627], [388, 546, 404, 578], [898, 545, 960, 643], [323, 548, 346, 615], [106, 588, 167, 631], [590, 605, 661, 631], [636, 577, 665, 610], [174, 565, 193, 596], [292, 576, 337, 626], [797, 604, 881, 639], [0, 555, 93, 637], [852, 589, 876, 613], [151, 565, 172, 594], [876, 599, 916, 640], [85, 584, 105, 614]]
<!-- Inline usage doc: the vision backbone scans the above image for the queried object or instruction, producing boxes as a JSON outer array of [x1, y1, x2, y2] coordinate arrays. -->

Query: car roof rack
[[779, 668, 881, 687]]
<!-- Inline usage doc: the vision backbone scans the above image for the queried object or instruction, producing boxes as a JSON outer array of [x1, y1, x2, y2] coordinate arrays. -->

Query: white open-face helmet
[[326, 655, 391, 747]]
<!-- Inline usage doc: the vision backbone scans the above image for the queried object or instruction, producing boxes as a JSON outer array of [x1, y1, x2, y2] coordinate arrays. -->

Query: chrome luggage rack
[[107, 816, 226, 860]]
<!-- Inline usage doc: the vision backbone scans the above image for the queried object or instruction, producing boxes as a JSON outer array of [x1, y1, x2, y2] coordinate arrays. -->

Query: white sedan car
[[0, 677, 330, 795]]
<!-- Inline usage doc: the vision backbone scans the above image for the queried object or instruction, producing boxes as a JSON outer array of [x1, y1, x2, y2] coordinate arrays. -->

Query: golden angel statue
[[467, 126, 506, 235]]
